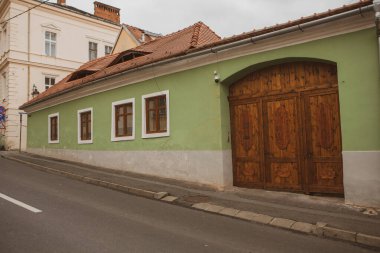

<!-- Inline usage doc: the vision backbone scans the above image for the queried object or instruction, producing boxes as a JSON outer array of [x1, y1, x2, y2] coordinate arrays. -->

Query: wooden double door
[[230, 62, 343, 194]]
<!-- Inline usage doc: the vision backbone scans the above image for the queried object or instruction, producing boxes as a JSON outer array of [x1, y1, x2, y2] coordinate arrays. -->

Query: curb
[[3, 154, 380, 249], [191, 202, 380, 249], [2, 155, 171, 201]]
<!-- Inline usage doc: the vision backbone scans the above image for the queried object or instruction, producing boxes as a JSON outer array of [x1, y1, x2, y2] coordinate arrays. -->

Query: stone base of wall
[[26, 148, 233, 189], [343, 151, 380, 208]]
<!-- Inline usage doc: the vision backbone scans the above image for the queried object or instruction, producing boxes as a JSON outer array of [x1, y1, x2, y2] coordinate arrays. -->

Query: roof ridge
[[224, 0, 373, 40], [131, 22, 202, 50], [190, 22, 202, 48]]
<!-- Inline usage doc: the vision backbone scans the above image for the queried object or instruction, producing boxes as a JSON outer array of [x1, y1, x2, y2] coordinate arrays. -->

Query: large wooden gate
[[229, 61, 343, 194]]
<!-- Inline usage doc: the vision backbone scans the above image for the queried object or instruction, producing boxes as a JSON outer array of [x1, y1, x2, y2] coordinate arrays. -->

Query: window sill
[[142, 132, 169, 139], [111, 136, 135, 142], [78, 140, 93, 144], [48, 140, 59, 144]]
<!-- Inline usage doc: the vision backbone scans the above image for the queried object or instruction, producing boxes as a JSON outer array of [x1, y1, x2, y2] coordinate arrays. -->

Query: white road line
[[0, 193, 42, 213]]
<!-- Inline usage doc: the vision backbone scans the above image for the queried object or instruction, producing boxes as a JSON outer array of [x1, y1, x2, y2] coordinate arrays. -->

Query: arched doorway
[[229, 61, 343, 194]]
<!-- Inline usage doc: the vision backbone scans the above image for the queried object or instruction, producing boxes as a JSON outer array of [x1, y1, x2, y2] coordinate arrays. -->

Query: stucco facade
[[0, 0, 120, 150], [24, 7, 380, 207]]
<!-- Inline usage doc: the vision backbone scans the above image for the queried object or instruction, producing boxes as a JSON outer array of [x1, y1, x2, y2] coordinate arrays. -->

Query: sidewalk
[[2, 151, 380, 248]]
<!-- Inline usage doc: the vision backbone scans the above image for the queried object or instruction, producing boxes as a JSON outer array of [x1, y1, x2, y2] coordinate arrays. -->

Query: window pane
[[51, 43, 56, 57], [82, 125, 87, 139], [158, 96, 166, 106], [148, 110, 156, 132], [148, 99, 155, 110], [117, 105, 124, 115], [45, 31, 50, 39], [51, 32, 56, 41], [126, 104, 132, 114], [117, 115, 124, 136], [159, 109, 167, 131], [45, 42, 50, 55], [127, 114, 132, 136]]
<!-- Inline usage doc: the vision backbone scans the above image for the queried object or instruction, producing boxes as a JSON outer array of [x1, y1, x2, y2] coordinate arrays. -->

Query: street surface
[[0, 156, 377, 253]]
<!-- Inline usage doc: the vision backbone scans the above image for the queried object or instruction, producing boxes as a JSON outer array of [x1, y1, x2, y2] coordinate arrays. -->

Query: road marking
[[0, 193, 42, 213]]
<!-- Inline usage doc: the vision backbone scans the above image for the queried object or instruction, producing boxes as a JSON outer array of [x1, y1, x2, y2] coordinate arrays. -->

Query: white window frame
[[142, 90, 170, 139], [45, 31, 57, 57], [77, 107, 93, 144], [89, 41, 98, 60], [48, 113, 59, 144], [111, 98, 135, 142], [44, 76, 56, 90], [105, 45, 113, 55]]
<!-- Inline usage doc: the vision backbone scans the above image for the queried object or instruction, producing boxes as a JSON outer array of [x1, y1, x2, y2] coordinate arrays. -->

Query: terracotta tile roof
[[21, 21, 221, 108], [21, 0, 373, 109], [125, 24, 161, 44], [41, 0, 121, 26], [192, 0, 374, 52]]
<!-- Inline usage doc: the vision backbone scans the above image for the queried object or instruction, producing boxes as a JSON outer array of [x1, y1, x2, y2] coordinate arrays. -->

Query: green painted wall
[[28, 64, 224, 151], [28, 28, 380, 151]]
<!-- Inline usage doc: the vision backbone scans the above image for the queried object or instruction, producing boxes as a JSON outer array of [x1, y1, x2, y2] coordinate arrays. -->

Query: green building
[[22, 1, 380, 208]]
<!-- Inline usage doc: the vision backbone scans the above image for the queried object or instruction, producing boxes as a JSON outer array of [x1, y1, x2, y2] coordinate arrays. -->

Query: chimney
[[94, 1, 120, 24], [57, 0, 66, 5]]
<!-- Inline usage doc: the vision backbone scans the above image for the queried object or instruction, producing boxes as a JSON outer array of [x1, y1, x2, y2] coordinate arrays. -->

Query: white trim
[[48, 112, 59, 144], [141, 90, 170, 139], [77, 107, 93, 144], [111, 98, 135, 142], [41, 23, 61, 31]]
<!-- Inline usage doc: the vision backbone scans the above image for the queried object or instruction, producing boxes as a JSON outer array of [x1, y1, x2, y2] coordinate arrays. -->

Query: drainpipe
[[374, 0, 380, 66]]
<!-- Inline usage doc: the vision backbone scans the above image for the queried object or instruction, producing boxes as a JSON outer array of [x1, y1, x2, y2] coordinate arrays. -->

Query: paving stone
[[235, 211, 259, 221], [192, 202, 213, 210], [270, 218, 296, 229], [154, 192, 169, 200], [315, 222, 327, 236], [291, 222, 316, 234], [251, 214, 273, 224], [128, 188, 155, 198], [356, 233, 380, 248], [218, 208, 240, 217], [205, 204, 225, 213], [161, 196, 178, 202], [323, 226, 356, 242]]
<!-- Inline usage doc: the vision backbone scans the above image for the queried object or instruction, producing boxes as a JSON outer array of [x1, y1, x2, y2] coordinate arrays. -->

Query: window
[[45, 77, 55, 90], [109, 50, 149, 66], [89, 42, 97, 60], [77, 108, 93, 144], [45, 31, 56, 57], [105, 45, 113, 55], [142, 90, 169, 138], [48, 113, 59, 144], [111, 98, 135, 141]]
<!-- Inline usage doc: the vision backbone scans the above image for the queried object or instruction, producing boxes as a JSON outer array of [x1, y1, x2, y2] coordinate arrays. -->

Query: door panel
[[231, 102, 264, 187], [304, 90, 343, 193], [229, 62, 343, 195], [263, 97, 302, 190]]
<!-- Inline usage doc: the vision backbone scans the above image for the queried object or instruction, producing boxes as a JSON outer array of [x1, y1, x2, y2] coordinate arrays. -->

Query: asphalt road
[[0, 156, 377, 253]]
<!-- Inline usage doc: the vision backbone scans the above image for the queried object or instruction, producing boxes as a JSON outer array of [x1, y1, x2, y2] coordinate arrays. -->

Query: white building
[[0, 0, 121, 150]]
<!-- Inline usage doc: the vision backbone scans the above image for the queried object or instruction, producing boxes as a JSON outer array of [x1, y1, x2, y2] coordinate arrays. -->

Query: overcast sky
[[65, 0, 359, 37]]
